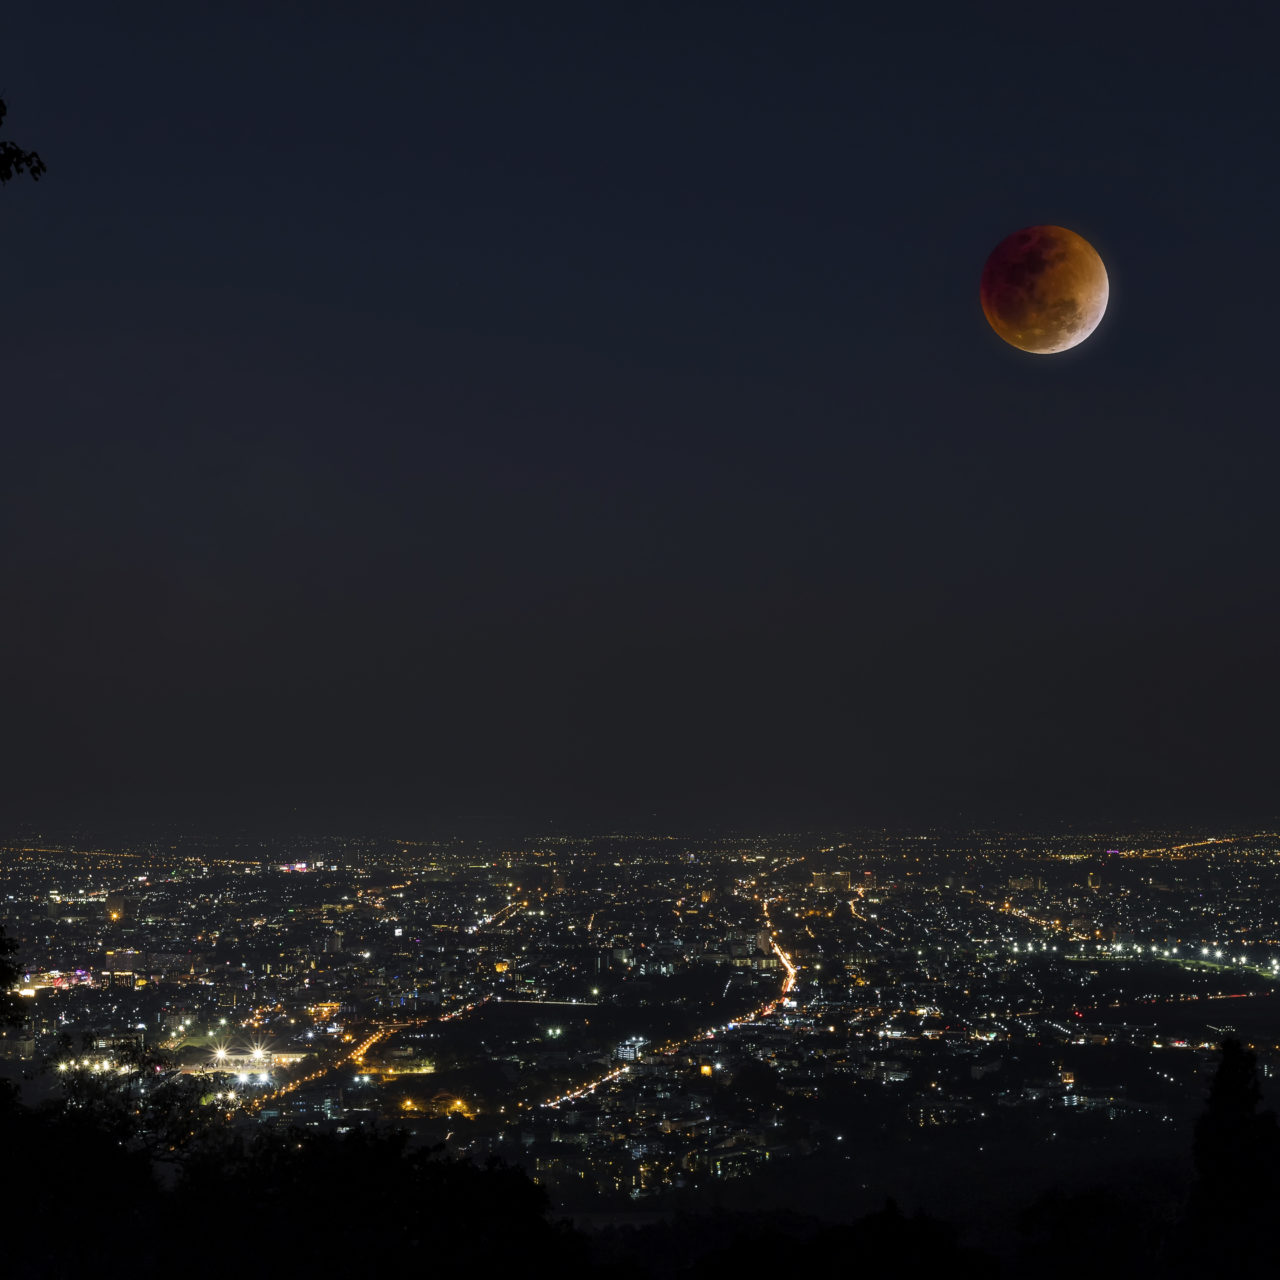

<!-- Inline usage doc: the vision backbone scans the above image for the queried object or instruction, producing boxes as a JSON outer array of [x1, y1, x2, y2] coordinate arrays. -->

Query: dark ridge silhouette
[[0, 1086, 158, 1277], [0, 98, 44, 183], [1016, 1187, 1162, 1277], [174, 1127, 585, 1274], [0, 1035, 1265, 1277], [0, 1094, 586, 1277], [584, 1200, 988, 1279]]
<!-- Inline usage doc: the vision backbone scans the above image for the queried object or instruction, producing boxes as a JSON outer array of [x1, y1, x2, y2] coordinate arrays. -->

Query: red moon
[[980, 225, 1108, 354]]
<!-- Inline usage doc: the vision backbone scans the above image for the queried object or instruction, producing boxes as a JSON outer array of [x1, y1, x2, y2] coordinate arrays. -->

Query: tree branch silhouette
[[0, 97, 46, 184]]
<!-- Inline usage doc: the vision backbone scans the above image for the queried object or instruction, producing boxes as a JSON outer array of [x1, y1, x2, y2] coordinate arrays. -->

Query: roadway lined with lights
[[244, 990, 498, 1112], [540, 894, 799, 1110], [246, 1028, 388, 1111], [467, 900, 527, 934]]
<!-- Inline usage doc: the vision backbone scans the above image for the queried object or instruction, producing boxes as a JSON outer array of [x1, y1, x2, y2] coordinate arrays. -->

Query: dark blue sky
[[3, 3, 1278, 830]]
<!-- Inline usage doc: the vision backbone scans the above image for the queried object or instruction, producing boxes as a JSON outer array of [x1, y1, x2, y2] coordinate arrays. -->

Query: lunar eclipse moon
[[980, 225, 1108, 354]]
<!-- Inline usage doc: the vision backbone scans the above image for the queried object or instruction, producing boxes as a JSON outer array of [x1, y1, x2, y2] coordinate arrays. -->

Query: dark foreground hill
[[1, 1039, 1274, 1278]]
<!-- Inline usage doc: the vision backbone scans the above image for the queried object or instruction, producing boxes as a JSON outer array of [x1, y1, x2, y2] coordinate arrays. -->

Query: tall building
[[103, 949, 141, 988], [811, 870, 852, 893]]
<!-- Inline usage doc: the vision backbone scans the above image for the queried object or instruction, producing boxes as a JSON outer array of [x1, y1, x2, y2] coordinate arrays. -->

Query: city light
[[17, 826, 1280, 1200]]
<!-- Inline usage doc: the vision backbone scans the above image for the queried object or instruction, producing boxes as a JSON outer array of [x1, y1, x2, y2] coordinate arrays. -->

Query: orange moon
[[980, 225, 1108, 354]]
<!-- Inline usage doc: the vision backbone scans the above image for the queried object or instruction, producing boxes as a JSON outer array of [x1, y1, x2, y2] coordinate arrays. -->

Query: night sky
[[3, 4, 1278, 831]]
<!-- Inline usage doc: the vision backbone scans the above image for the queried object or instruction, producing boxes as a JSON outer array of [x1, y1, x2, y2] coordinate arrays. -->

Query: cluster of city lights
[[57, 1058, 133, 1074], [543, 894, 800, 1109]]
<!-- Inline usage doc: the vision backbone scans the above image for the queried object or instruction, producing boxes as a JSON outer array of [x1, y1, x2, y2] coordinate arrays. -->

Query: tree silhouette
[[1192, 1037, 1280, 1215], [1019, 1187, 1158, 1277], [0, 97, 45, 184], [174, 1127, 582, 1273], [1176, 1037, 1280, 1271], [0, 1094, 586, 1275]]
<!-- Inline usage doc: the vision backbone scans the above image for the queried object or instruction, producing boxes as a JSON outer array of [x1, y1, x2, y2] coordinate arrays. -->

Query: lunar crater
[[980, 224, 1107, 354]]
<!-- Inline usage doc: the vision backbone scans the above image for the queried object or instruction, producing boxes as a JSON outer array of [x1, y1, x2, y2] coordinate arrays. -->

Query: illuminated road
[[541, 895, 798, 1110], [247, 1027, 388, 1111], [438, 993, 492, 1022], [469, 901, 526, 934], [847, 885, 899, 939], [772, 938, 797, 995], [539, 1061, 633, 1109]]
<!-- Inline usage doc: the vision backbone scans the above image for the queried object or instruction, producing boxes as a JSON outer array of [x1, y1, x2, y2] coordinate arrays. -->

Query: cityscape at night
[[4, 1, 1280, 1273], [4, 824, 1279, 1225]]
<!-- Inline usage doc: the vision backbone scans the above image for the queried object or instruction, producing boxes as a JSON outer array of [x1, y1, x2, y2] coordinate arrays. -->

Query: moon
[[980, 225, 1108, 354]]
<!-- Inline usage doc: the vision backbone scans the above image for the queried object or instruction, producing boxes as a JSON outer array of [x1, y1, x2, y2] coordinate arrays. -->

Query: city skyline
[[4, 818, 1279, 1226]]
